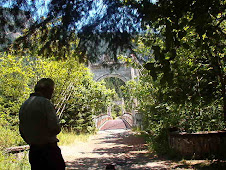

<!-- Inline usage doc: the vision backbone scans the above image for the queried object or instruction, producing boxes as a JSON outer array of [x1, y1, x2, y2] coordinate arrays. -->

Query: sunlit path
[[60, 129, 173, 170]]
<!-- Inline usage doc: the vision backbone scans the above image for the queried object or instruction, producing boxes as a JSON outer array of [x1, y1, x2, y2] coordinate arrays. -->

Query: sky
[[0, 0, 50, 20], [0, 0, 158, 33], [1, 0, 157, 19]]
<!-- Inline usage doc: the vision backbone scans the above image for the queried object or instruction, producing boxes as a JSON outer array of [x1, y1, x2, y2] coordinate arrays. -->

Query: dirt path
[[60, 119, 217, 170], [60, 129, 181, 170]]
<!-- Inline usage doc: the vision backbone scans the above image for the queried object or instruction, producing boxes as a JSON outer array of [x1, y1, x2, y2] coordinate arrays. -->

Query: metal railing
[[93, 114, 113, 129], [121, 113, 133, 128], [121, 112, 142, 129]]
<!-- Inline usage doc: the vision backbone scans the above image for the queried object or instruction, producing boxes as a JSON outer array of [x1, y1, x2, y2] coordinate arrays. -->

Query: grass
[[58, 128, 94, 146], [0, 122, 94, 169], [0, 124, 26, 149], [0, 123, 30, 170], [0, 150, 30, 170]]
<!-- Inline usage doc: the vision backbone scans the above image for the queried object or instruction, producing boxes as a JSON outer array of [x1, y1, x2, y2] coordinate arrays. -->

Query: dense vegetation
[[120, 6, 226, 152], [104, 77, 125, 98], [0, 53, 116, 168], [103, 77, 126, 118], [0, 0, 225, 161], [0, 53, 115, 129]]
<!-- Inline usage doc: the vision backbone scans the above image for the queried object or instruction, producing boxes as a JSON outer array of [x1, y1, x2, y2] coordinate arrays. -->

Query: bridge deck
[[99, 118, 129, 130]]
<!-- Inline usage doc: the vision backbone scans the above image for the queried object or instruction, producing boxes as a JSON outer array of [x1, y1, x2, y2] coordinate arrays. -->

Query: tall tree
[[126, 0, 225, 120], [1, 0, 225, 119], [1, 0, 140, 61]]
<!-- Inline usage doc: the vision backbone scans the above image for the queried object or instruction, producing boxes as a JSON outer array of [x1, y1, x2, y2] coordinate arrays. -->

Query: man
[[19, 78, 65, 170]]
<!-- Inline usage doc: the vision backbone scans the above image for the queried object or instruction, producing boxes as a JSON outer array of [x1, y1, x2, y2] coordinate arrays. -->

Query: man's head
[[34, 78, 54, 99]]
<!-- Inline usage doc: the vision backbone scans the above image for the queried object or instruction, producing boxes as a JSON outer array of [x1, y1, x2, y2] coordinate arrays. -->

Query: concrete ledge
[[5, 145, 30, 153], [169, 131, 226, 158]]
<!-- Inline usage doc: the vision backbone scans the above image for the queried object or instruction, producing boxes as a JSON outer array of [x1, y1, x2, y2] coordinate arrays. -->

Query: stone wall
[[90, 63, 131, 82], [169, 131, 226, 158]]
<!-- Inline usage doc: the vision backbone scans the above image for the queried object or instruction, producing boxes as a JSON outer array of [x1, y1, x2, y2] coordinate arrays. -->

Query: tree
[[127, 0, 226, 120], [1, 0, 140, 61], [0, 53, 116, 133], [104, 77, 125, 98], [1, 0, 225, 119]]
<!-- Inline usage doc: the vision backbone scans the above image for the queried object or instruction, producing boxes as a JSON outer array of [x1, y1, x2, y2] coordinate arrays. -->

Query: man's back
[[19, 78, 65, 170], [19, 95, 60, 145]]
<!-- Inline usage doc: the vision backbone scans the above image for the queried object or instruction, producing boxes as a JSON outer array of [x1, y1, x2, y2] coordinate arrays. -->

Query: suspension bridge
[[89, 57, 142, 131], [55, 55, 143, 131]]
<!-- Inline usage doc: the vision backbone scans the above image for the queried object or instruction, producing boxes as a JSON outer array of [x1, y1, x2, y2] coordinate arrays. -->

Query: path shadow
[[172, 160, 226, 170], [65, 130, 171, 169], [66, 156, 171, 170], [65, 130, 226, 169]]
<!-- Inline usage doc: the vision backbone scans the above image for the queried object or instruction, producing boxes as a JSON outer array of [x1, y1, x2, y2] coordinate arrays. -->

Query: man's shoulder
[[22, 96, 51, 106], [31, 95, 51, 101], [20, 96, 55, 115]]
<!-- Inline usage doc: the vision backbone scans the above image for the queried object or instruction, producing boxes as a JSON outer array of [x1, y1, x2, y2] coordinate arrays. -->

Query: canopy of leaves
[[0, 53, 115, 132], [1, 0, 224, 60], [104, 77, 125, 98], [0, 0, 142, 61]]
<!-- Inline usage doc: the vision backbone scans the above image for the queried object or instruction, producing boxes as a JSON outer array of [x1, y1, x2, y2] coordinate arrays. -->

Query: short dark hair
[[34, 78, 54, 92]]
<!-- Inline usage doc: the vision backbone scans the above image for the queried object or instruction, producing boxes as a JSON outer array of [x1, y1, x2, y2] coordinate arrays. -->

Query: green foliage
[[120, 10, 226, 152], [0, 53, 33, 125], [104, 77, 125, 98], [0, 119, 29, 170], [61, 80, 115, 133], [123, 69, 225, 154], [2, 1, 140, 61], [0, 119, 26, 150], [0, 52, 116, 137], [111, 104, 122, 119], [0, 52, 116, 167], [0, 150, 30, 170], [133, 20, 225, 133], [1, 0, 225, 158], [121, 80, 139, 112]]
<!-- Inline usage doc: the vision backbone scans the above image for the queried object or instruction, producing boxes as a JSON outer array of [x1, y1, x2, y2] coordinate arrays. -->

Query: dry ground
[[60, 129, 220, 170], [60, 119, 226, 170]]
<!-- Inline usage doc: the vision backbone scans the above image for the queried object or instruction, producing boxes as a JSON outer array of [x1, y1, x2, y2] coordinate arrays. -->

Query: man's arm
[[19, 105, 30, 144], [19, 123, 30, 144], [45, 100, 61, 135]]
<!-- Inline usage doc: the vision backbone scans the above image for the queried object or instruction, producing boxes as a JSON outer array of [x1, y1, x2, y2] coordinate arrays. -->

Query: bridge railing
[[93, 114, 113, 129], [121, 113, 133, 128], [133, 112, 142, 129], [121, 111, 142, 129]]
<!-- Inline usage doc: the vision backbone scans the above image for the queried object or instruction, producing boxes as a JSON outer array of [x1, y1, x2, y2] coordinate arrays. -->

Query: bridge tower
[[88, 58, 139, 117], [88, 61, 139, 82]]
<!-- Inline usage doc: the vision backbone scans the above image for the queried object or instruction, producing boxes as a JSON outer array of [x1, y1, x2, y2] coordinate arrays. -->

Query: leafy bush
[[61, 80, 115, 133], [121, 32, 225, 153], [0, 119, 29, 170], [0, 150, 30, 170], [0, 53, 116, 168], [111, 104, 122, 119], [0, 53, 116, 134]]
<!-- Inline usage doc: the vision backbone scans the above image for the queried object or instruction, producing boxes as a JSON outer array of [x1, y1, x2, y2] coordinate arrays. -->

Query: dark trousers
[[29, 143, 65, 170]]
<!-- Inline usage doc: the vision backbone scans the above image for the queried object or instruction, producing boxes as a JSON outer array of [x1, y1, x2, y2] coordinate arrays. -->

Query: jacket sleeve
[[19, 123, 30, 144], [45, 100, 61, 135], [19, 105, 30, 144]]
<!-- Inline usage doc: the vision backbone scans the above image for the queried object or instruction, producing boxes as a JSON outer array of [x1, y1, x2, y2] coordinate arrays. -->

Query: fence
[[121, 113, 133, 128], [93, 114, 113, 129], [121, 112, 142, 129]]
